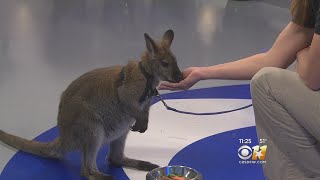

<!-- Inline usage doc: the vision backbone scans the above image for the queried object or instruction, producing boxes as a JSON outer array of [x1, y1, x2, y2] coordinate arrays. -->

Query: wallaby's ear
[[162, 29, 174, 47], [144, 33, 158, 56]]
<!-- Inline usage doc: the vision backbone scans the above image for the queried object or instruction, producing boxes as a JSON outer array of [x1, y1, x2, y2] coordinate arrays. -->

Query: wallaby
[[0, 29, 183, 180]]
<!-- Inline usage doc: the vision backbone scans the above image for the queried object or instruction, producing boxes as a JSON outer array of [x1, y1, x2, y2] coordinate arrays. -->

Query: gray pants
[[250, 67, 320, 180]]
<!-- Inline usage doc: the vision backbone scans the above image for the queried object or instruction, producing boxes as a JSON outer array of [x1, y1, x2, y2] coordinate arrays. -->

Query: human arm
[[297, 34, 320, 90], [159, 22, 314, 91]]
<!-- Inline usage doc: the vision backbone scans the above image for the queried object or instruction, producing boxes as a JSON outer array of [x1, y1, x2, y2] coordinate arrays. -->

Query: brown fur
[[0, 30, 182, 180]]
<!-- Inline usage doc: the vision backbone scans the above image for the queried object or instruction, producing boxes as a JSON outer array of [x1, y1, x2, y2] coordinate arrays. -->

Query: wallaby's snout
[[174, 70, 183, 82], [143, 29, 183, 83], [169, 63, 183, 83]]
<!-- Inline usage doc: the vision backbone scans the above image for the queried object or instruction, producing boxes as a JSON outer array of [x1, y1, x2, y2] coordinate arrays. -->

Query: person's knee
[[250, 67, 279, 95], [252, 67, 280, 83]]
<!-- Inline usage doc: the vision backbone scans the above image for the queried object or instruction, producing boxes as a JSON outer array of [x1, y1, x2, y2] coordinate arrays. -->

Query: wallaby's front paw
[[130, 123, 147, 133], [138, 127, 147, 133], [129, 124, 139, 132]]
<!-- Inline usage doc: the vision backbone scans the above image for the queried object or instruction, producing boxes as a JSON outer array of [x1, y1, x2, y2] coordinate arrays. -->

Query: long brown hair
[[290, 0, 313, 26]]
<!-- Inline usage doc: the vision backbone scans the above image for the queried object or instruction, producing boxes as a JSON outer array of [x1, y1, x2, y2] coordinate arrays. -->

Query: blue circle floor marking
[[1, 84, 264, 180], [169, 126, 265, 180]]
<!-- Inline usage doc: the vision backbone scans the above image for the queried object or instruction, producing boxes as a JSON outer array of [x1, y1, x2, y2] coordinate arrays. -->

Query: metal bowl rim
[[146, 165, 202, 177]]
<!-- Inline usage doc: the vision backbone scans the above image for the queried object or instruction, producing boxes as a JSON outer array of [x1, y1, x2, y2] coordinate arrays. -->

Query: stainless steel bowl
[[146, 165, 203, 180]]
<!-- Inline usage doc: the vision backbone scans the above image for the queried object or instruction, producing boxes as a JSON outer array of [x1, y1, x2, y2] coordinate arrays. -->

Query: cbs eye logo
[[238, 145, 267, 160], [238, 145, 253, 160]]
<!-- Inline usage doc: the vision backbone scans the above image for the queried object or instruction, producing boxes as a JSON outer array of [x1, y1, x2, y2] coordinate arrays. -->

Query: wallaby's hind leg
[[108, 131, 159, 171], [80, 130, 115, 180]]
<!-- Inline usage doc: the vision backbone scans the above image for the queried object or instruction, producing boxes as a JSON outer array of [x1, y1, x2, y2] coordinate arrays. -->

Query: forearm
[[199, 53, 275, 80], [296, 48, 309, 73], [297, 53, 320, 90]]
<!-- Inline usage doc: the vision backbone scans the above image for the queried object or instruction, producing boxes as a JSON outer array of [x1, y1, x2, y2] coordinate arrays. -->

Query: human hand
[[158, 67, 204, 91]]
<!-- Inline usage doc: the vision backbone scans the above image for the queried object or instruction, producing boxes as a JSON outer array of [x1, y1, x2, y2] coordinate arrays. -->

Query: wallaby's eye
[[161, 61, 169, 67]]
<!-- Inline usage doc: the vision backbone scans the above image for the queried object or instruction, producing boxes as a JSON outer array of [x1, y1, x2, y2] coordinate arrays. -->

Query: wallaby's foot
[[80, 134, 114, 180], [81, 168, 115, 180], [109, 157, 159, 171], [135, 160, 159, 171]]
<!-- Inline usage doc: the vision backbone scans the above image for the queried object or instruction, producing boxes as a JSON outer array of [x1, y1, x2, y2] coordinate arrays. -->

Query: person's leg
[[250, 67, 320, 180]]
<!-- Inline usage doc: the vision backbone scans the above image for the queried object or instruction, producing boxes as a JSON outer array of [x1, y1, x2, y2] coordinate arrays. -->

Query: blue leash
[[155, 92, 253, 116]]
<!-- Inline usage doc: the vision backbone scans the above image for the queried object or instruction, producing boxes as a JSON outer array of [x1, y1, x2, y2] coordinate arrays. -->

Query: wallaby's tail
[[0, 129, 61, 159]]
